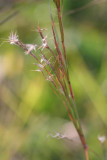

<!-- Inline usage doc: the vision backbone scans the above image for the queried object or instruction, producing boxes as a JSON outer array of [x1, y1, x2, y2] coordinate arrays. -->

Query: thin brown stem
[[63, 98, 89, 160], [77, 130, 89, 160], [57, 7, 67, 62]]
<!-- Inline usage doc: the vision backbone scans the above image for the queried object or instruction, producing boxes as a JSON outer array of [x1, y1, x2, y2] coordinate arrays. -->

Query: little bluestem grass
[[8, 1, 89, 159]]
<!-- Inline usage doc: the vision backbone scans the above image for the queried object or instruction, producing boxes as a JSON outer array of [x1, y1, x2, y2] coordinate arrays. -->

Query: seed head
[[98, 135, 106, 143], [9, 32, 19, 45], [46, 75, 53, 82], [39, 35, 48, 51], [25, 44, 37, 55]]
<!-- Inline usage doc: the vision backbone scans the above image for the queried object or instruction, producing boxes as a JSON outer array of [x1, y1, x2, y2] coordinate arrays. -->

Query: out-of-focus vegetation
[[0, 0, 107, 159]]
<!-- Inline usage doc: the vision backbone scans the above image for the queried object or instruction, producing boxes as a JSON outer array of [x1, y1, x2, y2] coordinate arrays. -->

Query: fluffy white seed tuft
[[9, 32, 19, 44], [98, 135, 106, 143], [25, 44, 37, 55]]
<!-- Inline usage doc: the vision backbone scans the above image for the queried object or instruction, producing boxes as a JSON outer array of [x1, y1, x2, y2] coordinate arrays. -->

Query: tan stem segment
[[65, 103, 89, 160], [78, 132, 89, 160]]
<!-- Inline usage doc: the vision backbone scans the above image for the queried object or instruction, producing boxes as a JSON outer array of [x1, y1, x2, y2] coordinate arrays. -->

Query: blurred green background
[[0, 0, 107, 159]]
